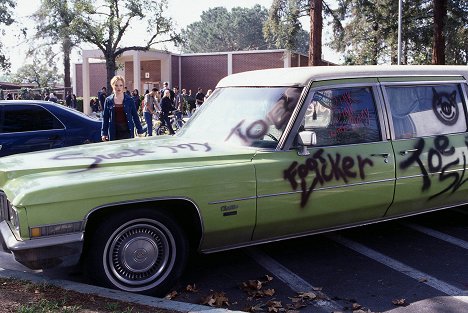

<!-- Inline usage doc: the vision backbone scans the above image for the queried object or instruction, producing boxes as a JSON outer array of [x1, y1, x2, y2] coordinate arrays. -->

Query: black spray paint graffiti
[[400, 135, 468, 200], [53, 148, 155, 172], [225, 119, 269, 142], [284, 149, 374, 207], [225, 88, 301, 144], [52, 143, 212, 172], [432, 88, 459, 126]]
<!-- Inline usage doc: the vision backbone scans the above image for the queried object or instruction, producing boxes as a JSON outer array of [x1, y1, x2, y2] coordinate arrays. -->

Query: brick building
[[74, 49, 331, 115]]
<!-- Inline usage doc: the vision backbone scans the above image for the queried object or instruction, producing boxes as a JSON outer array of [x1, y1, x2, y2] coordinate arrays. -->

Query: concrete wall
[[75, 63, 107, 98]]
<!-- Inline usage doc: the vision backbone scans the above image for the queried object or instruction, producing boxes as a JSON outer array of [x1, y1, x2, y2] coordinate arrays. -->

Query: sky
[[3, 0, 340, 74]]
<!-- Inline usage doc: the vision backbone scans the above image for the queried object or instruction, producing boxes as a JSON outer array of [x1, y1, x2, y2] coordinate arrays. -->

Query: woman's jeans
[[144, 112, 153, 136]]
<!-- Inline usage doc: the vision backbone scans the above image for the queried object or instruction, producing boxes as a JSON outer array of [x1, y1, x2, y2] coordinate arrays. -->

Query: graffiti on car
[[52, 148, 156, 171], [225, 88, 300, 144], [225, 119, 270, 143], [160, 142, 211, 153], [284, 148, 374, 207], [432, 88, 459, 126], [52, 142, 213, 171], [400, 135, 468, 200]]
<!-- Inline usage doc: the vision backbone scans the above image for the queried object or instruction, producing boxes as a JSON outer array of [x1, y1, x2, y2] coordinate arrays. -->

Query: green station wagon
[[1, 65, 467, 295]]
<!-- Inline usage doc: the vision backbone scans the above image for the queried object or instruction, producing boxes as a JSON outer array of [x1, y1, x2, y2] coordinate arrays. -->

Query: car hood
[[0, 136, 258, 200]]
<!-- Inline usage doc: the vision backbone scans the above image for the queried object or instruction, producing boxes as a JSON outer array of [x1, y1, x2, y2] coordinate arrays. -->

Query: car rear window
[[386, 84, 467, 139], [0, 105, 64, 133]]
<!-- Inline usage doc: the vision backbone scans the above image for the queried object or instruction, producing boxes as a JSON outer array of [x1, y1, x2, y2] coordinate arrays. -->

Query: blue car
[[0, 100, 101, 157]]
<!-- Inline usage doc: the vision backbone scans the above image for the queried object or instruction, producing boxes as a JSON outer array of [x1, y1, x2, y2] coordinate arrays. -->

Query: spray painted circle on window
[[432, 88, 459, 126]]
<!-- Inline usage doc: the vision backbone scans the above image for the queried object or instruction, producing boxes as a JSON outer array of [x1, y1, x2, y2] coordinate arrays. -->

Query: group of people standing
[[65, 92, 78, 109], [140, 82, 178, 136], [100, 75, 212, 141]]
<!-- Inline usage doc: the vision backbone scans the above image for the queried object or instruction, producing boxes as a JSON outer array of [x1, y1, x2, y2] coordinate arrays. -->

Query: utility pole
[[397, 0, 402, 65]]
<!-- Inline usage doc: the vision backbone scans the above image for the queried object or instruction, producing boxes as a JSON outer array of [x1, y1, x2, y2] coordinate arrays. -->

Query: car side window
[[1, 105, 63, 133], [386, 84, 467, 139], [302, 86, 381, 146]]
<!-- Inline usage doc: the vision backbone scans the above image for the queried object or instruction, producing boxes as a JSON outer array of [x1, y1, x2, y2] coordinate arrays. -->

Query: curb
[[0, 268, 244, 313]]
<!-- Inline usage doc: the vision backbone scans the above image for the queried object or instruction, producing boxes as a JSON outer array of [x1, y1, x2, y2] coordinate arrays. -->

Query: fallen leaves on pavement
[[201, 291, 230, 307], [164, 290, 178, 300], [186, 283, 199, 293], [241, 275, 276, 298], [392, 298, 409, 306]]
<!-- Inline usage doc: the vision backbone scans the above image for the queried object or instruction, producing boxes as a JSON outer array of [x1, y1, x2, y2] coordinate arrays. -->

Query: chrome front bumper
[[0, 221, 83, 269]]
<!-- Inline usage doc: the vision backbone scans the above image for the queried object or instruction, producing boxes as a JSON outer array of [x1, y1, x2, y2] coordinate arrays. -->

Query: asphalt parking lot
[[1, 207, 467, 313]]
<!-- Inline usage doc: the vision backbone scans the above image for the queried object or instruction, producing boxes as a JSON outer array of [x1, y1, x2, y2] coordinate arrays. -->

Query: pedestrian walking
[[101, 75, 143, 141]]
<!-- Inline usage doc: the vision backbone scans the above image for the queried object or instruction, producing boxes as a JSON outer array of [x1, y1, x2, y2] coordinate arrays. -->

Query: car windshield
[[178, 87, 303, 148]]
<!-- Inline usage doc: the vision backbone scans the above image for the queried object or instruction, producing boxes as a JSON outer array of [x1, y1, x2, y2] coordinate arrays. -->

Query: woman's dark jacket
[[101, 93, 143, 140]]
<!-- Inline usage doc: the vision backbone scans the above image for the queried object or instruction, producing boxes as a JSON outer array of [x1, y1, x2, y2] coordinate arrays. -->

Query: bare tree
[[70, 0, 180, 91]]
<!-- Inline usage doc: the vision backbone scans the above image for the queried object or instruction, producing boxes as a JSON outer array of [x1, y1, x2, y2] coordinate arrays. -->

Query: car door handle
[[370, 153, 390, 163], [400, 148, 418, 156], [370, 153, 389, 158]]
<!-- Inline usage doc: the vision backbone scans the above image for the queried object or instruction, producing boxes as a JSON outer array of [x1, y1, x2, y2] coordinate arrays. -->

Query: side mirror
[[297, 131, 316, 156]]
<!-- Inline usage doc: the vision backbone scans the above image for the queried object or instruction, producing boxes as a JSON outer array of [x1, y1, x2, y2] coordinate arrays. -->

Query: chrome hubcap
[[104, 219, 176, 290]]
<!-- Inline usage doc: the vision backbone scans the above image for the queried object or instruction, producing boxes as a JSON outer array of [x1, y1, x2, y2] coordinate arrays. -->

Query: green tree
[[181, 5, 271, 53], [264, 0, 304, 52], [0, 0, 16, 71], [444, 0, 467, 64], [329, 0, 399, 65], [330, 0, 467, 65], [32, 0, 79, 90], [69, 0, 179, 91], [264, 1, 339, 64], [12, 47, 62, 88]]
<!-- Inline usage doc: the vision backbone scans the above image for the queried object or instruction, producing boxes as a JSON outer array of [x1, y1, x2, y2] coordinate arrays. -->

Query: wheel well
[[81, 199, 203, 258]]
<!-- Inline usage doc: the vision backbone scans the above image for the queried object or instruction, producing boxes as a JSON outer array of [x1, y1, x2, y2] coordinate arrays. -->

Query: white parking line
[[327, 233, 468, 301], [245, 248, 342, 312], [402, 223, 468, 250]]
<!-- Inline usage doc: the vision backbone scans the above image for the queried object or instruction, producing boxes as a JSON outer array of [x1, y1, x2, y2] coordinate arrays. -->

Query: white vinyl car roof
[[216, 65, 468, 88]]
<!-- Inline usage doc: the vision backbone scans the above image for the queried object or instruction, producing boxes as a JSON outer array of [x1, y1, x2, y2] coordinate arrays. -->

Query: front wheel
[[85, 209, 188, 296], [156, 125, 169, 135]]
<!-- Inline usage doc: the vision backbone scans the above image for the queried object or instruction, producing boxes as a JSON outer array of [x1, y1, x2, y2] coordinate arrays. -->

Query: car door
[[253, 82, 396, 240], [0, 104, 66, 157], [382, 78, 468, 217]]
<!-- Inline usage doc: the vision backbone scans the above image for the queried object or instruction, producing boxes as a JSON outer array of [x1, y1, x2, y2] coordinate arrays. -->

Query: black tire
[[173, 119, 185, 132], [85, 209, 188, 296]]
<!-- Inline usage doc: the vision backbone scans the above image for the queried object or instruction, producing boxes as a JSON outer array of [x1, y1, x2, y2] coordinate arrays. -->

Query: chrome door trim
[[200, 204, 466, 254], [257, 177, 396, 199]]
